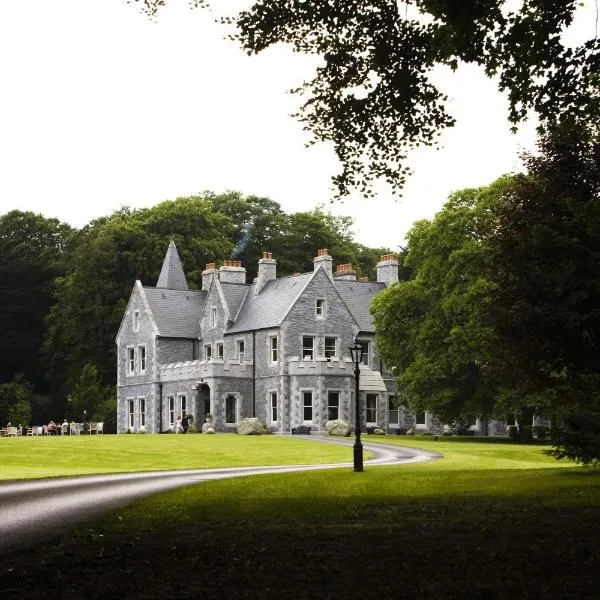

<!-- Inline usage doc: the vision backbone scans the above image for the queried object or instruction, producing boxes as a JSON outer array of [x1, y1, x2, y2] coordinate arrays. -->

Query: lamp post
[[349, 336, 364, 472]]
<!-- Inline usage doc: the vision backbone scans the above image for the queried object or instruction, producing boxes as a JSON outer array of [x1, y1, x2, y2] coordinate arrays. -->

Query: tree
[[71, 363, 106, 421], [0, 211, 72, 388], [132, 0, 599, 199], [372, 181, 502, 426], [0, 374, 36, 427], [484, 121, 600, 458]]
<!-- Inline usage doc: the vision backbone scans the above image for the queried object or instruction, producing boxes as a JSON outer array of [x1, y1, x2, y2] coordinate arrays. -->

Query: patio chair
[[96, 422, 104, 434]]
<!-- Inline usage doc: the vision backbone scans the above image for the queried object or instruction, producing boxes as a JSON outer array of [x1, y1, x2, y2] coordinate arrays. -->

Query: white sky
[[0, 1, 596, 249]]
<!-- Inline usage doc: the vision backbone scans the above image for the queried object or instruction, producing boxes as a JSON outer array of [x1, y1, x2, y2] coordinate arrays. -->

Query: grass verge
[[1, 437, 599, 599]]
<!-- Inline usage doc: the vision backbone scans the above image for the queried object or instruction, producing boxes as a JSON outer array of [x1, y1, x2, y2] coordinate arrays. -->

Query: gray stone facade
[[115, 245, 518, 435]]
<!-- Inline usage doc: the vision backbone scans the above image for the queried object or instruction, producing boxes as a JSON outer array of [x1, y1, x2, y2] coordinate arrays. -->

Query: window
[[127, 347, 135, 375], [270, 336, 278, 363], [138, 345, 146, 373], [128, 399, 135, 429], [302, 336, 314, 360], [316, 298, 325, 317], [168, 396, 175, 425], [205, 344, 212, 360], [302, 391, 313, 422], [211, 307, 217, 328], [237, 339, 245, 362], [388, 395, 400, 425], [139, 397, 146, 428], [360, 341, 370, 366], [270, 392, 278, 422], [225, 395, 237, 424], [325, 337, 337, 359], [366, 394, 377, 423], [180, 394, 187, 417], [328, 391, 340, 420], [133, 310, 140, 332], [216, 343, 224, 359], [415, 410, 426, 426]]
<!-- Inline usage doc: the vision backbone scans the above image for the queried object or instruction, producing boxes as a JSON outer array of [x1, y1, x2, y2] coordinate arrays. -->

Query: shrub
[[507, 425, 519, 440], [532, 425, 549, 439], [395, 427, 407, 435]]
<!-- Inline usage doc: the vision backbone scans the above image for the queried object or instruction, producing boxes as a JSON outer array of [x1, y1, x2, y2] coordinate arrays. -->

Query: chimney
[[255, 251, 276, 294], [376, 254, 399, 287], [333, 263, 357, 281], [313, 248, 333, 281], [202, 263, 217, 291], [219, 259, 247, 284]]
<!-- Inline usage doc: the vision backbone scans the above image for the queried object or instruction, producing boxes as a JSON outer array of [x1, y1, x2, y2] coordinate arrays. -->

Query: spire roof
[[156, 240, 189, 290]]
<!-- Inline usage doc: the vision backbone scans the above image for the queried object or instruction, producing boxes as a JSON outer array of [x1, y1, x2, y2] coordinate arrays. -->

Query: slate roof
[[334, 280, 386, 332], [143, 287, 206, 338], [220, 283, 249, 320], [226, 272, 314, 333], [156, 240, 188, 290]]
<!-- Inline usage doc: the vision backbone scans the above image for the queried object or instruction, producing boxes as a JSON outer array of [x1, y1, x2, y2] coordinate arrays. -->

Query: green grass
[[3, 436, 599, 598], [0, 434, 355, 480]]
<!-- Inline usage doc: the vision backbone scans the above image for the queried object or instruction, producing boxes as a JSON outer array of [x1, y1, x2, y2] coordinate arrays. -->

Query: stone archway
[[195, 383, 211, 426]]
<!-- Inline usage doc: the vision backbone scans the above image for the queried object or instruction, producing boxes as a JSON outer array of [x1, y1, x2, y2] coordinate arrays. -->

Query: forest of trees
[[0, 193, 393, 431]]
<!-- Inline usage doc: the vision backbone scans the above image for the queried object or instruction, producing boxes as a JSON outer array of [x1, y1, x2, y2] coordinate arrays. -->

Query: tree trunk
[[517, 407, 534, 443]]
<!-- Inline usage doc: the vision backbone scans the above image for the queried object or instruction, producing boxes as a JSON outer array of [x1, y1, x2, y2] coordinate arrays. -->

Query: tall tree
[[0, 211, 72, 389], [372, 181, 502, 425], [133, 1, 599, 199], [485, 121, 600, 458]]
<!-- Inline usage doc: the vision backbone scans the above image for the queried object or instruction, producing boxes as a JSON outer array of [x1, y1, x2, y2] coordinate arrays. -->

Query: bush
[[395, 427, 407, 435], [507, 425, 519, 440], [187, 425, 199, 434]]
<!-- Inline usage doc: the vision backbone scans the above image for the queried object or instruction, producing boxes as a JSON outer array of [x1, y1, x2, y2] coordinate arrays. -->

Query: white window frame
[[302, 336, 315, 361], [225, 394, 238, 424], [270, 336, 278, 364], [138, 345, 146, 374], [415, 410, 428, 429], [168, 396, 175, 426], [366, 394, 378, 424], [179, 394, 187, 418], [139, 397, 146, 428], [216, 342, 224, 359], [324, 337, 337, 359], [133, 310, 140, 332], [126, 346, 136, 375], [128, 398, 135, 429], [327, 390, 340, 421], [302, 390, 313, 423], [237, 339, 245, 363], [316, 298, 325, 318], [205, 344, 212, 360], [359, 341, 370, 366], [388, 395, 401, 426], [269, 391, 278, 423]]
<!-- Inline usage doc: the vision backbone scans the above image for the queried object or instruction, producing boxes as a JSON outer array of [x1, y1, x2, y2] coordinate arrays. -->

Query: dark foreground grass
[[1, 438, 599, 599]]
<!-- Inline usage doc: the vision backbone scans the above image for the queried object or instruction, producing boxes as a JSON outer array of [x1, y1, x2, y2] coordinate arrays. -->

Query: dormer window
[[316, 298, 325, 318], [133, 311, 140, 332]]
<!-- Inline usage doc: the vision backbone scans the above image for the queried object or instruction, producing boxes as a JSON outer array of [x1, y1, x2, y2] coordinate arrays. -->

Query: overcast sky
[[0, 1, 595, 250]]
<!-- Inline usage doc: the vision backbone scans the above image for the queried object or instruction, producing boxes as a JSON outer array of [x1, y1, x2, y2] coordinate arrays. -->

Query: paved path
[[0, 437, 440, 556]]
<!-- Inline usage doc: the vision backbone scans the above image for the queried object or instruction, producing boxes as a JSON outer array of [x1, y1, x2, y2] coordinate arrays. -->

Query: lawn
[[1, 435, 599, 599], [0, 434, 353, 480]]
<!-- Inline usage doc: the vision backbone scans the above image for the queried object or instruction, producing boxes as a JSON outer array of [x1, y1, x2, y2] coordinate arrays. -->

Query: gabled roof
[[334, 280, 386, 332], [156, 240, 188, 291], [143, 287, 206, 338], [220, 283, 249, 321], [226, 272, 313, 333]]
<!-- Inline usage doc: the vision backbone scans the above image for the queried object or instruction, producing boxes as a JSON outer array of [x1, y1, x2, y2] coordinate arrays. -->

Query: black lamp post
[[349, 336, 364, 472]]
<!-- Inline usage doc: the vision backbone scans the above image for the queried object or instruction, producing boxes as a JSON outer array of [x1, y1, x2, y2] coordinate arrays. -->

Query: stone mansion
[[115, 242, 423, 434]]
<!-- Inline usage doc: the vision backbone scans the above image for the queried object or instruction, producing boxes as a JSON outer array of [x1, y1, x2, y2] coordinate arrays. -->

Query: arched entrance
[[194, 382, 211, 425]]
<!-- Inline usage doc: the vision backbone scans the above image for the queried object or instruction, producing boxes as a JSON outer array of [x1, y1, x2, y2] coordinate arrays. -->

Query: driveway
[[0, 437, 440, 556]]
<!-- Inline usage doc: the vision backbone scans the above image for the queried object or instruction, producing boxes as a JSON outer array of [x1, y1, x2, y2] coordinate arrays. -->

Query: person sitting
[[175, 416, 183, 434], [47, 420, 57, 435]]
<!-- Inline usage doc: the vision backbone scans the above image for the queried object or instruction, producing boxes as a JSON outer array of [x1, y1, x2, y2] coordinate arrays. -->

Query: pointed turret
[[156, 240, 188, 290]]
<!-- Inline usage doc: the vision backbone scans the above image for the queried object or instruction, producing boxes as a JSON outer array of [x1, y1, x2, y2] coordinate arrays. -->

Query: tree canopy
[[132, 0, 599, 199]]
